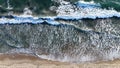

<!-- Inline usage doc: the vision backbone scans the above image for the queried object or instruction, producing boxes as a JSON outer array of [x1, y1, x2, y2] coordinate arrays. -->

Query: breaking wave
[[0, 1, 120, 23], [54, 0, 120, 20]]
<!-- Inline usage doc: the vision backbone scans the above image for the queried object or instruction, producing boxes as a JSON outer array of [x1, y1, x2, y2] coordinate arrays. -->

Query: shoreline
[[0, 54, 120, 68]]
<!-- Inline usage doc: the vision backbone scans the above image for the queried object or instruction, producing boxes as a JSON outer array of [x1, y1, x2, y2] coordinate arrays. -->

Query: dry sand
[[0, 54, 120, 68]]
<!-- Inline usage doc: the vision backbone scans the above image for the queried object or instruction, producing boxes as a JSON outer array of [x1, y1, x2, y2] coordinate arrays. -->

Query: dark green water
[[0, 0, 120, 15], [0, 0, 53, 14]]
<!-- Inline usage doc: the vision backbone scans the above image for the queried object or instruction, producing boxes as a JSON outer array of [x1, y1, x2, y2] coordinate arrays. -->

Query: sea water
[[0, 0, 120, 63]]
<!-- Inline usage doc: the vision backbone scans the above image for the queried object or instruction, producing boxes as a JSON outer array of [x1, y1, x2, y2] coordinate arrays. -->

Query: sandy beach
[[0, 54, 120, 68]]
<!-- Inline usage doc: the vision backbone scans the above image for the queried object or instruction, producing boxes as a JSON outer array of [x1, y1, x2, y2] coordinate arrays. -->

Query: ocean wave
[[0, 14, 120, 25], [0, 0, 120, 15], [0, 15, 60, 25], [0, 1, 119, 23], [0, 0, 120, 25], [55, 0, 120, 20]]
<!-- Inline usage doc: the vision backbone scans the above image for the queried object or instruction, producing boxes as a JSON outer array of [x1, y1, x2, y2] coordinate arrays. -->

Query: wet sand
[[0, 54, 120, 68]]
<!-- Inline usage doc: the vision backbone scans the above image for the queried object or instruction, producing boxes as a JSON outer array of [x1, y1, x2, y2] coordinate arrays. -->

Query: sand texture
[[0, 54, 120, 68]]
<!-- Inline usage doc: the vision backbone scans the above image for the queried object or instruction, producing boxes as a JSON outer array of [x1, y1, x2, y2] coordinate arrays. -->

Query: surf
[[0, 0, 120, 63]]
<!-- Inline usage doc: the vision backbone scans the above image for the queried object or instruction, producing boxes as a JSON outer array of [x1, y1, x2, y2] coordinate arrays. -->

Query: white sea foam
[[6, 0, 13, 10], [56, 8, 120, 20], [23, 7, 32, 15], [35, 50, 120, 63], [75, 1, 101, 8], [0, 16, 60, 25], [55, 0, 120, 20], [0, 17, 41, 24]]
